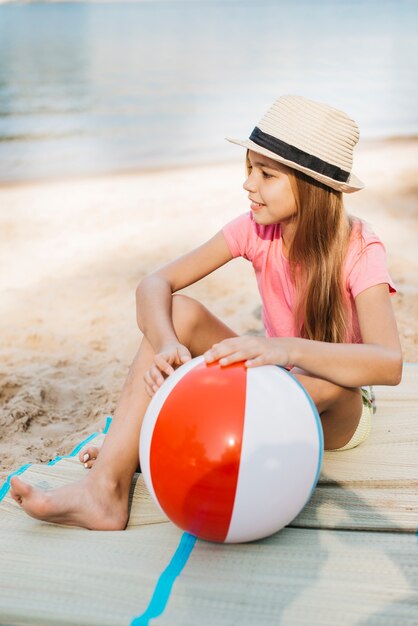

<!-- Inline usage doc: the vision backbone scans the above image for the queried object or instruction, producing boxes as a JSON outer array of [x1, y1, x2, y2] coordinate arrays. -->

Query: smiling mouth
[[250, 201, 265, 209]]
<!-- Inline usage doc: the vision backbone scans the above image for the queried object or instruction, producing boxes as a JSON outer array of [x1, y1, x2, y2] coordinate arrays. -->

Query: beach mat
[[0, 365, 417, 625]]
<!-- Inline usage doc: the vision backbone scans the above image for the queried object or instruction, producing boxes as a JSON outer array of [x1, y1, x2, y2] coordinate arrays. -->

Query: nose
[[243, 170, 256, 193]]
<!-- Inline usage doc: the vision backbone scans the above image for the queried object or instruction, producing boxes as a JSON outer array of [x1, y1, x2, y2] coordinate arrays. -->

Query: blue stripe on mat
[[102, 416, 112, 433], [0, 416, 113, 502], [130, 532, 197, 626]]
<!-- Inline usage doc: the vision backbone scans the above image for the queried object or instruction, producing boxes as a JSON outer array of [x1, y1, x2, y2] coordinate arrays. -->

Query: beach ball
[[140, 356, 323, 543]]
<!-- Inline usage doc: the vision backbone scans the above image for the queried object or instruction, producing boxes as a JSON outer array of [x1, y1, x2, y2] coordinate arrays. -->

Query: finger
[[144, 382, 154, 397], [177, 346, 192, 363], [204, 342, 229, 363], [143, 373, 155, 396], [218, 352, 248, 366], [149, 363, 165, 386], [144, 365, 164, 393], [144, 373, 158, 396], [214, 338, 246, 359], [144, 370, 153, 388], [204, 349, 215, 363], [206, 351, 233, 364], [154, 354, 175, 376], [245, 355, 265, 367]]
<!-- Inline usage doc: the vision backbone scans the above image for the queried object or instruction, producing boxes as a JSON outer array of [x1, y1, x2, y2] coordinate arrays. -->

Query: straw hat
[[226, 95, 364, 193]]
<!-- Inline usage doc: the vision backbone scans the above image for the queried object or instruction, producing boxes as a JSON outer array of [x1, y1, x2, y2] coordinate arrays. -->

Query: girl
[[10, 95, 402, 530]]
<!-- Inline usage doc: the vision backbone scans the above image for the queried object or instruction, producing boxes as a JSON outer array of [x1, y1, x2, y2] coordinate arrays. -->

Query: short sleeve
[[222, 212, 257, 261], [347, 239, 397, 299]]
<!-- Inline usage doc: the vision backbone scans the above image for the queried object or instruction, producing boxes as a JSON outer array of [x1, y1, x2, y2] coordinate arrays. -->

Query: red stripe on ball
[[150, 360, 247, 542]]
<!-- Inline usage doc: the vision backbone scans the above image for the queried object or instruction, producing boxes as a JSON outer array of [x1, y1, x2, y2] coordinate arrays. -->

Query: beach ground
[[1, 137, 417, 478]]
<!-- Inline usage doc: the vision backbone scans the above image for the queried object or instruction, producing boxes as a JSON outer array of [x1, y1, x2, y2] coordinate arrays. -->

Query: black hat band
[[249, 126, 350, 183]]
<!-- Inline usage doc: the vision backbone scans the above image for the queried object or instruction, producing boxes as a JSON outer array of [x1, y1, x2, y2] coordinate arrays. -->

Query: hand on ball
[[204, 336, 291, 369]]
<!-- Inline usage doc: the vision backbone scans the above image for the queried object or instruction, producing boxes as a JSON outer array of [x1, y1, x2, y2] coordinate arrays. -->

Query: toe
[[10, 476, 32, 499], [10, 489, 22, 505], [80, 446, 100, 469], [79, 449, 87, 463], [79, 448, 90, 463], [79, 446, 99, 464]]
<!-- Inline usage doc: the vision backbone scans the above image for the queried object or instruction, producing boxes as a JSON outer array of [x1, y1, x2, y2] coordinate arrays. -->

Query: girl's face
[[243, 150, 297, 226]]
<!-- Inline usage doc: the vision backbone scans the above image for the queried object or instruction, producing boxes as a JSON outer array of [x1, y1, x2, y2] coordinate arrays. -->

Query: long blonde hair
[[246, 151, 353, 343], [287, 169, 353, 343]]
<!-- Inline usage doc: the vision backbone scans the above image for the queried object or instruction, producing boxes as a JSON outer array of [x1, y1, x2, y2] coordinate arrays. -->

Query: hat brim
[[225, 137, 364, 193]]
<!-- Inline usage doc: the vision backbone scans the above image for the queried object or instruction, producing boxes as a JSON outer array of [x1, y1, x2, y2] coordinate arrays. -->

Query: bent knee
[[137, 292, 202, 334], [292, 369, 359, 413], [171, 294, 206, 333]]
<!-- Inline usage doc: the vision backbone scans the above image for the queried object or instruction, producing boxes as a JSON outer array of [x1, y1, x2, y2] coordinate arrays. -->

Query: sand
[[1, 137, 417, 480]]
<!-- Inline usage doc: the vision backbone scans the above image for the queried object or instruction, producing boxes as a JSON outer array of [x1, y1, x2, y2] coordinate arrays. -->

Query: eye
[[262, 171, 273, 179]]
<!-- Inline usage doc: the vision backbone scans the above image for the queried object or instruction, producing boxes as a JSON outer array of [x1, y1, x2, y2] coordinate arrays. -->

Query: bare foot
[[79, 444, 102, 469], [9, 475, 128, 530]]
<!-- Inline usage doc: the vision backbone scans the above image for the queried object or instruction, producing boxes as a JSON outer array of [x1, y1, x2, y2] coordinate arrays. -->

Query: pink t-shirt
[[222, 212, 396, 344]]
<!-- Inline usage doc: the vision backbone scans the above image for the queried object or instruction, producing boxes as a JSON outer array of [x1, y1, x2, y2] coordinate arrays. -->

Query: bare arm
[[205, 283, 403, 387], [288, 283, 402, 386], [136, 230, 233, 352]]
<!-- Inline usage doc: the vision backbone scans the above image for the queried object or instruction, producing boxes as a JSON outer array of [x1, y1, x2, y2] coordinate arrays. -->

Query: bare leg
[[10, 339, 155, 530], [291, 367, 363, 450], [10, 297, 362, 528], [10, 295, 237, 529]]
